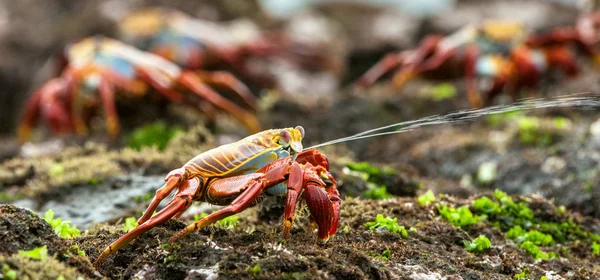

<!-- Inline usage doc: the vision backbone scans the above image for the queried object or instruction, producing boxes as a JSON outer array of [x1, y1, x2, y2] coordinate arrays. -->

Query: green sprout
[[417, 190, 435, 206], [69, 245, 86, 257], [123, 217, 138, 232], [429, 83, 457, 101], [463, 235, 492, 253], [373, 249, 392, 261], [519, 241, 556, 260], [513, 269, 528, 280], [363, 184, 393, 200], [126, 121, 183, 151], [44, 209, 81, 238], [18, 246, 48, 260], [472, 196, 500, 215], [2, 264, 16, 280], [592, 242, 600, 257], [194, 212, 239, 229], [365, 214, 408, 238], [437, 205, 483, 228], [250, 265, 261, 275], [506, 226, 554, 246]]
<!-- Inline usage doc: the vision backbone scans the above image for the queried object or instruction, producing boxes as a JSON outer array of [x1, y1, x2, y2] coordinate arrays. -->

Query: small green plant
[[437, 205, 483, 228], [365, 214, 408, 238], [506, 226, 554, 246], [373, 249, 392, 261], [250, 265, 261, 275], [417, 190, 435, 206], [472, 196, 500, 215], [592, 242, 600, 257], [363, 184, 393, 200], [123, 217, 138, 232], [69, 245, 86, 256], [429, 83, 457, 101], [18, 245, 48, 260], [463, 235, 492, 253], [513, 269, 528, 280], [2, 264, 16, 280], [126, 121, 183, 151], [219, 215, 239, 229], [194, 212, 239, 229], [343, 225, 350, 233], [519, 241, 555, 260], [44, 209, 81, 238]]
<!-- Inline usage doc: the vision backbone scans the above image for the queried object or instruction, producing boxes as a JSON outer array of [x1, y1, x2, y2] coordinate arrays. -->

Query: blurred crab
[[93, 126, 340, 266], [18, 36, 260, 142], [356, 12, 600, 107], [355, 19, 528, 108], [118, 7, 345, 98]]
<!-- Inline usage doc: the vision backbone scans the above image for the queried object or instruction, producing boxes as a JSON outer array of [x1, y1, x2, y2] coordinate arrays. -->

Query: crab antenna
[[306, 93, 600, 150]]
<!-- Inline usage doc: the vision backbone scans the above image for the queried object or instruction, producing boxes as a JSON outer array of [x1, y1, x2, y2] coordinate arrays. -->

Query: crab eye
[[280, 130, 291, 145], [295, 126, 305, 138]]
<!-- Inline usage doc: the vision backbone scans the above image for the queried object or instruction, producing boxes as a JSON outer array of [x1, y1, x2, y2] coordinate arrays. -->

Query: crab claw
[[302, 175, 340, 241]]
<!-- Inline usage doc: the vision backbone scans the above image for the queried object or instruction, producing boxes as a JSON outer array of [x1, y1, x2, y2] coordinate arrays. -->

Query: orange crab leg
[[137, 168, 186, 224], [97, 74, 120, 138], [463, 45, 483, 108], [169, 173, 268, 242], [18, 78, 72, 142], [354, 52, 405, 89], [93, 178, 198, 267], [195, 70, 258, 111], [177, 72, 260, 133]]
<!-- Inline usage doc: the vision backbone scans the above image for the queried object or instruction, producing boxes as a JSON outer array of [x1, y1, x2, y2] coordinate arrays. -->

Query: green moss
[[371, 249, 392, 261], [68, 245, 85, 257], [123, 217, 138, 232], [592, 242, 600, 257], [365, 214, 408, 237], [519, 241, 555, 260], [250, 264, 261, 275], [363, 184, 392, 200], [437, 205, 483, 228], [417, 190, 435, 206], [429, 83, 457, 101], [472, 196, 500, 215], [463, 235, 491, 253], [2, 264, 16, 280], [18, 246, 48, 260], [0, 254, 81, 280], [513, 269, 528, 280], [126, 121, 183, 151], [506, 226, 554, 246], [194, 212, 239, 229], [43, 209, 81, 238]]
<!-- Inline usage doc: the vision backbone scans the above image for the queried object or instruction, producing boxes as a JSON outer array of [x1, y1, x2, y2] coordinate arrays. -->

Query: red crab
[[18, 36, 260, 142], [93, 126, 340, 267], [355, 13, 600, 107]]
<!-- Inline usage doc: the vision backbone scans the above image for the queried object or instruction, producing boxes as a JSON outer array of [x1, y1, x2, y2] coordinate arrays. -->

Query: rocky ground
[[0, 0, 600, 279]]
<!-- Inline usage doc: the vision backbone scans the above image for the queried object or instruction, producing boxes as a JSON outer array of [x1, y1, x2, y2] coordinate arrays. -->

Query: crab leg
[[177, 72, 260, 133], [137, 168, 187, 224], [18, 78, 72, 142], [463, 45, 483, 108], [97, 74, 120, 138], [195, 70, 257, 110], [354, 52, 405, 89], [169, 173, 267, 242], [94, 178, 200, 267]]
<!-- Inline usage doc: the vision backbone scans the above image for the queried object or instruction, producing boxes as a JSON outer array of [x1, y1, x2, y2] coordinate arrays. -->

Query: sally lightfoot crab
[[93, 126, 340, 266], [18, 36, 260, 142]]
